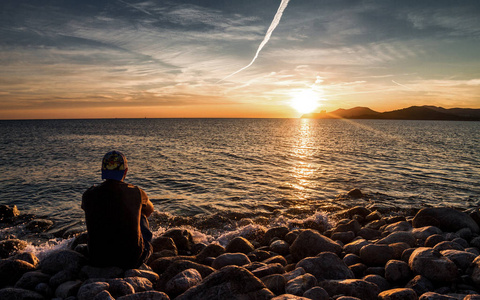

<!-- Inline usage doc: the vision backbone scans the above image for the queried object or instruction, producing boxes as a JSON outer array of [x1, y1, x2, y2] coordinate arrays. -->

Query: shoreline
[[2, 191, 480, 299]]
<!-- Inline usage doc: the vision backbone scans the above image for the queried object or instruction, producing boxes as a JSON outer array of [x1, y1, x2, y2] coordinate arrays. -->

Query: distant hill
[[302, 106, 480, 121]]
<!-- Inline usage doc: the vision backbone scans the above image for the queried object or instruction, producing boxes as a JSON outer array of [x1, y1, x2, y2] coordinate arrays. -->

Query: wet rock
[[433, 241, 464, 252], [412, 226, 443, 240], [331, 231, 355, 244], [362, 274, 390, 292], [226, 237, 255, 254], [196, 244, 225, 263], [296, 252, 354, 281], [0, 287, 44, 300], [151, 236, 177, 254], [384, 260, 410, 283], [334, 220, 361, 234], [343, 253, 362, 266], [158, 259, 214, 290], [0, 204, 20, 222], [49, 269, 77, 288], [383, 221, 412, 233], [289, 230, 342, 261], [285, 273, 317, 296], [261, 274, 286, 295], [440, 249, 476, 272], [10, 252, 40, 267], [347, 189, 364, 199], [349, 263, 367, 278], [162, 229, 194, 254], [211, 252, 251, 269], [378, 288, 417, 299], [116, 291, 170, 300], [124, 276, 153, 293], [303, 286, 329, 300], [468, 256, 480, 286], [376, 231, 416, 247], [40, 249, 87, 274], [389, 242, 411, 260], [359, 244, 394, 266], [125, 269, 159, 284], [81, 265, 124, 279], [0, 259, 36, 288], [263, 255, 288, 266], [252, 263, 285, 278], [165, 268, 202, 297], [176, 265, 274, 300], [270, 240, 290, 256], [14, 271, 50, 290], [344, 239, 370, 255], [365, 219, 386, 230], [264, 227, 290, 245], [77, 282, 110, 300], [425, 234, 446, 247], [94, 290, 115, 300], [284, 267, 306, 281], [25, 219, 54, 233], [418, 292, 458, 300], [408, 247, 458, 282], [0, 239, 28, 258], [412, 208, 480, 233], [318, 279, 380, 300], [55, 280, 82, 299], [106, 279, 135, 298]]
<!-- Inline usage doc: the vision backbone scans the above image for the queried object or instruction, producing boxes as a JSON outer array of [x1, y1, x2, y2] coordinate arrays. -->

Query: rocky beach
[[2, 190, 480, 300]]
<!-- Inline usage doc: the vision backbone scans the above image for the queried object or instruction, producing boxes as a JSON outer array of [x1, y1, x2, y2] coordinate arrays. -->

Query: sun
[[290, 89, 321, 114]]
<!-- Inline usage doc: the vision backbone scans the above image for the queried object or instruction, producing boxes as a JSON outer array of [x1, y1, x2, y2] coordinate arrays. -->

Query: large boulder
[[359, 244, 394, 266], [158, 260, 214, 290], [162, 229, 194, 254], [225, 237, 255, 254], [296, 252, 354, 281], [77, 282, 110, 300], [285, 274, 317, 296], [0, 259, 36, 288], [408, 247, 458, 282], [176, 266, 274, 300], [412, 208, 479, 233], [165, 268, 202, 297], [14, 271, 50, 290], [40, 250, 87, 274], [0, 204, 20, 222], [290, 230, 341, 261], [318, 279, 380, 300], [212, 253, 251, 269], [376, 232, 416, 247], [440, 249, 477, 272]]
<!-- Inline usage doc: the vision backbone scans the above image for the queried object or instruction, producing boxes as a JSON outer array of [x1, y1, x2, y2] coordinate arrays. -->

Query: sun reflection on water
[[290, 119, 318, 200]]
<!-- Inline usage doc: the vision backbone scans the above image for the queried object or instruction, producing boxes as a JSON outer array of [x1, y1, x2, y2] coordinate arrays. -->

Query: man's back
[[82, 180, 145, 269]]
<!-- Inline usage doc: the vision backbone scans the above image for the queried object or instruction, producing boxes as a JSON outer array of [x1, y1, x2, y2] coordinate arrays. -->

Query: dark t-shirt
[[82, 180, 149, 269]]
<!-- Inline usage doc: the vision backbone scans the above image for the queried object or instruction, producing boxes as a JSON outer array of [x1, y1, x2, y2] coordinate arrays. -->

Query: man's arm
[[142, 200, 154, 217], [139, 188, 154, 217]]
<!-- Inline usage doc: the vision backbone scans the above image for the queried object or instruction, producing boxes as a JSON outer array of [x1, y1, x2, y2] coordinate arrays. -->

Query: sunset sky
[[1, 0, 479, 119]]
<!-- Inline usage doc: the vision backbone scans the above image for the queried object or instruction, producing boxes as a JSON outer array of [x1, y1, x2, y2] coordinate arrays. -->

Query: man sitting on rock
[[82, 150, 154, 269]]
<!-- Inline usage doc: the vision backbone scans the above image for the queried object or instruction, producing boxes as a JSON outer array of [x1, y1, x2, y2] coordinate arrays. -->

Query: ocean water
[[1, 118, 480, 248]]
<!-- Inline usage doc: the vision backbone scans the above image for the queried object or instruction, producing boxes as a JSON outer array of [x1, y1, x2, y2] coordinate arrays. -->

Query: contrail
[[218, 0, 291, 83], [117, 0, 153, 16], [392, 80, 414, 90]]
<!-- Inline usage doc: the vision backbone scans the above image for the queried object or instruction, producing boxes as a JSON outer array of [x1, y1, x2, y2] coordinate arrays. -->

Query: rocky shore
[[2, 193, 480, 299]]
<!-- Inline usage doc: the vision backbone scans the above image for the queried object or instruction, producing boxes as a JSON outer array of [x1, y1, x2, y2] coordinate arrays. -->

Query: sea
[[1, 118, 480, 255]]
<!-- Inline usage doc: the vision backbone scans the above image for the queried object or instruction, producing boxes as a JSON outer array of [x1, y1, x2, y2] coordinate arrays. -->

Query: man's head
[[101, 150, 128, 181]]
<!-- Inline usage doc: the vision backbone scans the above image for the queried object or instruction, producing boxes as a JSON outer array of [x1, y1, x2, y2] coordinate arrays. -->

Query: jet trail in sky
[[219, 0, 291, 82]]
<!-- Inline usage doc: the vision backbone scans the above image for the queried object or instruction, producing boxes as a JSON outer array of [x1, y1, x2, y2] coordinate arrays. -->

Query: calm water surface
[[1, 118, 479, 233]]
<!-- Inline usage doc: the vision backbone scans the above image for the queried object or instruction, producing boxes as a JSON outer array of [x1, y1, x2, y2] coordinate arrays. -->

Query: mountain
[[302, 106, 480, 121]]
